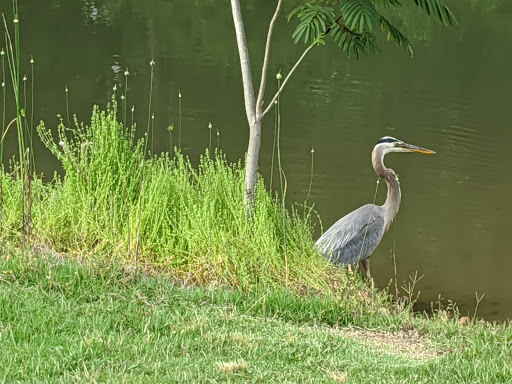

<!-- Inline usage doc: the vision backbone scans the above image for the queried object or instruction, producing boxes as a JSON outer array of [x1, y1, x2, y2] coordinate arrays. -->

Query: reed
[[0, 48, 5, 227], [178, 89, 182, 149], [274, 72, 289, 287], [208, 122, 212, 155], [216, 125, 220, 150], [123, 68, 129, 128], [29, 55, 35, 170], [146, 59, 155, 155], [65, 85, 70, 128], [168, 123, 174, 158], [1, 1, 34, 247], [305, 147, 314, 204]]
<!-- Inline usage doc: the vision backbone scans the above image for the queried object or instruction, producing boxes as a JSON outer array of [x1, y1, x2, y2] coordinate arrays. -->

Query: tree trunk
[[230, 0, 307, 207], [245, 119, 262, 204], [230, 0, 259, 205]]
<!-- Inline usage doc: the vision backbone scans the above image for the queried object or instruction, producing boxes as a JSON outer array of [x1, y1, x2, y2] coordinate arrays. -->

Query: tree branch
[[255, 0, 283, 116], [324, 14, 344, 36], [230, 0, 257, 125], [260, 40, 317, 119]]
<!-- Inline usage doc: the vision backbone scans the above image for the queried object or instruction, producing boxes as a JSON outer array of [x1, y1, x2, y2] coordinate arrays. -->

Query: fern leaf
[[411, 0, 457, 26], [331, 23, 379, 59], [380, 16, 413, 57], [287, 4, 306, 23], [372, 0, 402, 6], [290, 5, 336, 45], [340, 0, 382, 33]]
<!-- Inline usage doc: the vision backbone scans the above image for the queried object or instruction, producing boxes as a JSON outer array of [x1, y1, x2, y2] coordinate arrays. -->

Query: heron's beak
[[399, 142, 436, 154]]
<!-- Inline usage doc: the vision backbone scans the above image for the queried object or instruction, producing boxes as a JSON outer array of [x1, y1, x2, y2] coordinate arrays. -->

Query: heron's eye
[[394, 142, 399, 147]]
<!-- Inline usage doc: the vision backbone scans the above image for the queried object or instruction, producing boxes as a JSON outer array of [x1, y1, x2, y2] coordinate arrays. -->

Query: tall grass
[[2, 1, 34, 246], [0, 100, 364, 297], [178, 89, 182, 149], [0, 48, 5, 228]]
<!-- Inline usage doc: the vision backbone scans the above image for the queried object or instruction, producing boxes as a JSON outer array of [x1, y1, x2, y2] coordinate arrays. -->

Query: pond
[[2, 0, 512, 320]]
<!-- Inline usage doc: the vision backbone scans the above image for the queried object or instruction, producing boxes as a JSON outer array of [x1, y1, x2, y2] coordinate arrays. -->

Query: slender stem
[[4, 10, 24, 175], [255, 0, 283, 114], [151, 113, 154, 154], [269, 98, 277, 193], [126, 193, 130, 259], [123, 68, 128, 129], [261, 41, 317, 119], [169, 131, 173, 159], [305, 147, 314, 204], [178, 90, 182, 149], [282, 169, 289, 288], [10, 0, 29, 241], [65, 85, 70, 128], [145, 60, 155, 157], [473, 292, 485, 321], [135, 172, 143, 280], [275, 81, 288, 287], [208, 122, 212, 156], [23, 74, 33, 171], [30, 56, 35, 171], [1, 49, 5, 166], [22, 72, 26, 118], [0, 49, 5, 228], [131, 105, 135, 131]]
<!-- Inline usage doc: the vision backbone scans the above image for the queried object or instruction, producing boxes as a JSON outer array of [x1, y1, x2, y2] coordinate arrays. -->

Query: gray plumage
[[317, 204, 386, 265], [315, 137, 435, 279]]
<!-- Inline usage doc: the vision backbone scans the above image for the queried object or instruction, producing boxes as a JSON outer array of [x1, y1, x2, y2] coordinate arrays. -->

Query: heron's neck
[[371, 148, 401, 220]]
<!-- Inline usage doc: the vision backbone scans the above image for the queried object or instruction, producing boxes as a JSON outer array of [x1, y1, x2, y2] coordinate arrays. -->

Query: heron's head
[[374, 136, 436, 155]]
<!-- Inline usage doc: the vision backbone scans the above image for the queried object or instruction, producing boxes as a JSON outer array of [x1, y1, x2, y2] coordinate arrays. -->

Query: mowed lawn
[[0, 253, 511, 383]]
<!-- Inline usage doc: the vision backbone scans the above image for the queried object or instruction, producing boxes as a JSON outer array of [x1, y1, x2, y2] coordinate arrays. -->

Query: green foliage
[[374, 0, 403, 6], [340, 0, 381, 32], [330, 23, 379, 59], [380, 15, 413, 56], [411, 0, 457, 26], [291, 5, 336, 44], [289, 0, 456, 59], [2, 103, 359, 295]]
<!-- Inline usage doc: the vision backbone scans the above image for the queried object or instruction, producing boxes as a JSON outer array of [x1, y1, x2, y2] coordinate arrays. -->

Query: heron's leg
[[361, 258, 374, 288], [361, 258, 371, 280]]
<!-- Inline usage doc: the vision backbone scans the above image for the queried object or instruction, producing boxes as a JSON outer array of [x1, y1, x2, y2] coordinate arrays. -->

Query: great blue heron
[[315, 136, 435, 280]]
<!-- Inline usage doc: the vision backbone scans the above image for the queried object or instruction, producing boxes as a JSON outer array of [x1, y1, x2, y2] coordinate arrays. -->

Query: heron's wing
[[315, 204, 386, 265]]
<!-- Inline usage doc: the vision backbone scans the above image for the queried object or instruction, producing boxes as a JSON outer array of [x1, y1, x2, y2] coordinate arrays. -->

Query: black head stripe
[[376, 137, 398, 145]]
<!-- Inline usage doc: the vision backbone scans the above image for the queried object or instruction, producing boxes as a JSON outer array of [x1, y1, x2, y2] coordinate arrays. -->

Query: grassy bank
[[0, 252, 511, 383], [0, 102, 355, 297]]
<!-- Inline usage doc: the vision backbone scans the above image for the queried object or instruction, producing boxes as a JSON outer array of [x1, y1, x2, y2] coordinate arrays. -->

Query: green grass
[[0, 252, 511, 383], [0, 101, 358, 297]]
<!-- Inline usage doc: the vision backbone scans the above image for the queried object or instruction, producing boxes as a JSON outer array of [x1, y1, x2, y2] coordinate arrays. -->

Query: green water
[[2, 0, 511, 320]]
